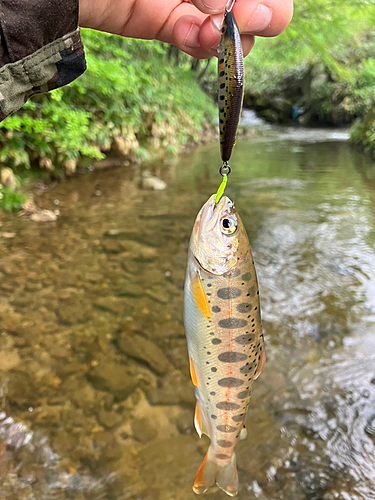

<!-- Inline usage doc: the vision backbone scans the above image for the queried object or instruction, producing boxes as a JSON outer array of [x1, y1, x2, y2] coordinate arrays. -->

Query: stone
[[145, 370, 194, 406], [118, 331, 170, 375], [131, 417, 158, 444], [30, 209, 58, 222], [87, 363, 138, 401], [141, 171, 167, 190], [94, 296, 132, 316], [97, 409, 123, 429], [0, 349, 21, 370]]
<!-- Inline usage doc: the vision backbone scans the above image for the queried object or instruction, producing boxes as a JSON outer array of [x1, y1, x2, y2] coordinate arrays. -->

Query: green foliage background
[[0, 0, 374, 210], [0, 30, 215, 174]]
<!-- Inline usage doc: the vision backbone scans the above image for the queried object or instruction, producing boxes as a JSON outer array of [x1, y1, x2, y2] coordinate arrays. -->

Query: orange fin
[[189, 356, 198, 387], [190, 272, 211, 320], [216, 454, 238, 497], [194, 402, 210, 438], [194, 403, 203, 438], [254, 346, 266, 380], [193, 452, 216, 495]]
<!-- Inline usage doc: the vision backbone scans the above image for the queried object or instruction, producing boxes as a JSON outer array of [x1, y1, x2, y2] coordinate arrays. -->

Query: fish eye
[[221, 25, 227, 35], [221, 217, 237, 235]]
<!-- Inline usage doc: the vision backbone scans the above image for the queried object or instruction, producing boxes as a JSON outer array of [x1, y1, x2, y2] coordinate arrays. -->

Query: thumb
[[188, 0, 227, 14]]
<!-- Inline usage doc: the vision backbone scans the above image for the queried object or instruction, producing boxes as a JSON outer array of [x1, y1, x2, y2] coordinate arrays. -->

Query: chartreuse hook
[[215, 162, 231, 204]]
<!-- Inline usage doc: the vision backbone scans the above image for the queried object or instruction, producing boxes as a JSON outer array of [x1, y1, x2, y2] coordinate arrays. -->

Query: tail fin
[[193, 450, 238, 497]]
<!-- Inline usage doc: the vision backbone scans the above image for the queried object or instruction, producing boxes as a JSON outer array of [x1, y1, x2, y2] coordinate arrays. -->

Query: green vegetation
[[0, 30, 215, 178], [0, 0, 374, 211], [241, 0, 375, 153]]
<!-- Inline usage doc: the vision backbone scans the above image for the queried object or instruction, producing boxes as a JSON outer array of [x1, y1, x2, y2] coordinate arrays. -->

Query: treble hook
[[225, 0, 236, 13]]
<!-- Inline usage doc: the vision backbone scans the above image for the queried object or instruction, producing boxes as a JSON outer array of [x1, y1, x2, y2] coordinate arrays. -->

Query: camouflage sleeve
[[0, 0, 86, 122]]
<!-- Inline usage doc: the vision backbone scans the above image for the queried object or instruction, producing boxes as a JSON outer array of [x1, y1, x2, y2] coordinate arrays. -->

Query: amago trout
[[184, 194, 265, 496]]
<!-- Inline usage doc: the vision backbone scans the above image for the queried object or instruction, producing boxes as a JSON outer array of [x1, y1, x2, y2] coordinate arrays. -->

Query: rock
[[30, 209, 58, 222], [0, 349, 21, 371], [145, 370, 194, 406], [0, 232, 16, 239], [97, 409, 123, 429], [118, 331, 170, 375], [131, 417, 158, 444], [0, 167, 16, 189], [57, 299, 91, 325], [94, 296, 133, 316], [141, 171, 167, 190], [87, 363, 138, 401]]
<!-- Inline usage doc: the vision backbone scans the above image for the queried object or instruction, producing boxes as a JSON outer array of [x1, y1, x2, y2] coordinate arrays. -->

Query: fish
[[218, 9, 244, 165], [184, 194, 265, 496]]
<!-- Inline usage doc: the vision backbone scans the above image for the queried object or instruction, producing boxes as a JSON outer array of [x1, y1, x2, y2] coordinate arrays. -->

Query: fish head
[[190, 194, 248, 275]]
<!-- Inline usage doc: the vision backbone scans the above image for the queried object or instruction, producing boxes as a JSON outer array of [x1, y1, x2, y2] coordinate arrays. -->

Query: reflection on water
[[0, 128, 375, 500]]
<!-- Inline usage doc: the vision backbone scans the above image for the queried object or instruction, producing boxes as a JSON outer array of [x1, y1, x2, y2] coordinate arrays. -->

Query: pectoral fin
[[189, 356, 199, 387], [190, 272, 211, 320]]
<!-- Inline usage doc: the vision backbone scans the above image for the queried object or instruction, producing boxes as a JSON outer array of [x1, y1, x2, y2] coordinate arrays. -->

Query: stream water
[[0, 123, 375, 500]]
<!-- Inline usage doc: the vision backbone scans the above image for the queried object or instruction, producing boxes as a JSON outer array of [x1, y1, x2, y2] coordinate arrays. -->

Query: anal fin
[[254, 345, 266, 380], [194, 401, 210, 438]]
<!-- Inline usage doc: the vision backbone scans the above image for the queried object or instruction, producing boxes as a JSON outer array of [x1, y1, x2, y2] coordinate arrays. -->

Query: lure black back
[[217, 11, 244, 164]]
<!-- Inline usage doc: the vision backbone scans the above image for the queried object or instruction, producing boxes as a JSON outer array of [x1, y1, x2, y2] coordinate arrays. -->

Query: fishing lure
[[218, 0, 244, 166]]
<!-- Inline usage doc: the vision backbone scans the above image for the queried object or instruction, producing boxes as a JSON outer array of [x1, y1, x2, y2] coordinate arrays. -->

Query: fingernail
[[210, 13, 224, 35], [245, 4, 272, 33], [183, 23, 201, 48], [202, 0, 226, 14]]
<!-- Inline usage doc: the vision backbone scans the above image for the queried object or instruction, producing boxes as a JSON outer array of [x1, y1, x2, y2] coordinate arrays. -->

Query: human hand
[[79, 0, 293, 59]]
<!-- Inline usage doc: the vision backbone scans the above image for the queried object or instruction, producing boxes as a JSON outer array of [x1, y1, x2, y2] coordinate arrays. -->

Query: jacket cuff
[[0, 28, 86, 121]]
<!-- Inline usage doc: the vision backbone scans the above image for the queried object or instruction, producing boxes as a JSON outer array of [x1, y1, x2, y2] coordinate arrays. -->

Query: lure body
[[184, 195, 265, 496], [218, 11, 244, 164]]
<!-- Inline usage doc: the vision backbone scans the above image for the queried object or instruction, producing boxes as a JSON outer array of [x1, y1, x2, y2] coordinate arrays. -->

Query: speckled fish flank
[[218, 11, 244, 164], [184, 194, 265, 497]]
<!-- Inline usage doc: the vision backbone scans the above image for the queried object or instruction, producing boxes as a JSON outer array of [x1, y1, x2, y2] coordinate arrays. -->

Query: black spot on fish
[[212, 338, 222, 345], [219, 58, 224, 64], [217, 440, 232, 448], [217, 425, 237, 433], [210, 391, 216, 396], [237, 303, 252, 313], [220, 83, 225, 89], [223, 269, 241, 279], [211, 414, 217, 420], [220, 95, 225, 100], [219, 71, 225, 77], [218, 352, 247, 363], [211, 367, 217, 372], [218, 377, 244, 388], [217, 287, 242, 300], [216, 402, 240, 411], [237, 390, 249, 399], [240, 362, 257, 374], [235, 334, 255, 345], [219, 318, 247, 329], [212, 306, 221, 313], [232, 414, 244, 422], [247, 286, 256, 297]]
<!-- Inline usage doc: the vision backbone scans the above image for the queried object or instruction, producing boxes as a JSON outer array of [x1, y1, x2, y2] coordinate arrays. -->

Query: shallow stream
[[0, 123, 374, 500]]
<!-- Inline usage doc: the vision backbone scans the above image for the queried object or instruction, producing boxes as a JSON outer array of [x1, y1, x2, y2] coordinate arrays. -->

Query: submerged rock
[[87, 363, 137, 400], [118, 331, 170, 375]]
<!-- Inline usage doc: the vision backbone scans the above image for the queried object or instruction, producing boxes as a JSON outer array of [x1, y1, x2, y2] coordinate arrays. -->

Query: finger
[[232, 0, 293, 37], [187, 0, 227, 14], [173, 15, 217, 59]]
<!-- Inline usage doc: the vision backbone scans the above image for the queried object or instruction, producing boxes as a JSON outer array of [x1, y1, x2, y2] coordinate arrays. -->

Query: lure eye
[[221, 217, 237, 235], [221, 25, 227, 35]]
